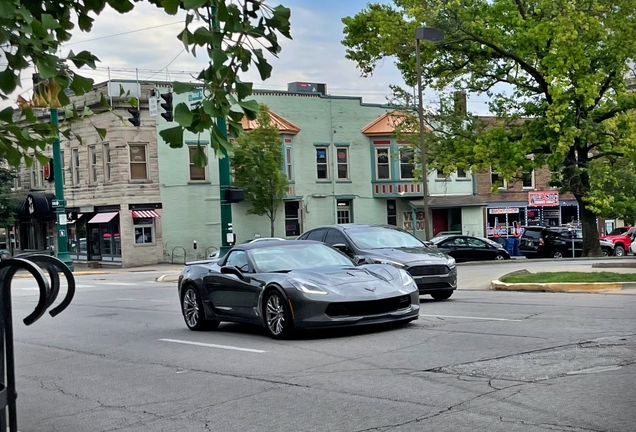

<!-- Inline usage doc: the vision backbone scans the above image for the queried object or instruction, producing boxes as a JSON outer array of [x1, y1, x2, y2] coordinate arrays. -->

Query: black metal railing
[[0, 255, 75, 432]]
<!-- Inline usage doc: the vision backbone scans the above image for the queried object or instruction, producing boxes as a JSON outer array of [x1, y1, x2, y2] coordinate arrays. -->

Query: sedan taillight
[[539, 238, 544, 246]]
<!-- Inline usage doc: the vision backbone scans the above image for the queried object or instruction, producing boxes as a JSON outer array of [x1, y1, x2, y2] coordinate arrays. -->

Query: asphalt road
[[7, 262, 636, 432]]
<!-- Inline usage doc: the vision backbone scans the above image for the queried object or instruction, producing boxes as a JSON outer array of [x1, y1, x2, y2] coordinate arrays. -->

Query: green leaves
[[160, 126, 184, 148], [174, 103, 194, 127], [69, 73, 94, 95]]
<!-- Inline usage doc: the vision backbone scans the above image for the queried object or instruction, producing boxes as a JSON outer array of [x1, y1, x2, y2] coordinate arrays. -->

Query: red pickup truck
[[599, 226, 636, 256]]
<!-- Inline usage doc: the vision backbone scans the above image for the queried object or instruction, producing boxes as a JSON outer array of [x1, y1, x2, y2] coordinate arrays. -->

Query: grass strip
[[501, 271, 636, 284]]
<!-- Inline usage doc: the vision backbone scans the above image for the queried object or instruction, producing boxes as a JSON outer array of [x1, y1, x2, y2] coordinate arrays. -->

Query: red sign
[[528, 191, 559, 206], [43, 161, 52, 181]]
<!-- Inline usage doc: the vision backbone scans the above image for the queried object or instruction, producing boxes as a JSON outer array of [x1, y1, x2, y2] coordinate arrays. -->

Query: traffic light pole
[[50, 108, 74, 271], [212, 8, 234, 258]]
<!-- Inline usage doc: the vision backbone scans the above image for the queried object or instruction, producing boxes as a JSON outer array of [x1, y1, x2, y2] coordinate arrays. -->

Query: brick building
[[12, 81, 164, 267]]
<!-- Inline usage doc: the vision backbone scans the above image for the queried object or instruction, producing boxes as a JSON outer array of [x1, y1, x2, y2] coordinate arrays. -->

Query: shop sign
[[403, 211, 425, 231], [488, 207, 520, 215], [528, 191, 559, 206]]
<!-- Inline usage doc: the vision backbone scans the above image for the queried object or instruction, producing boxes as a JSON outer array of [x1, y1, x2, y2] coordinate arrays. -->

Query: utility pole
[[50, 108, 74, 271], [212, 8, 234, 258]]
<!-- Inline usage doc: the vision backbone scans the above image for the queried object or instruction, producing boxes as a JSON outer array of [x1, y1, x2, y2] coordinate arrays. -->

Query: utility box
[[224, 187, 245, 204]]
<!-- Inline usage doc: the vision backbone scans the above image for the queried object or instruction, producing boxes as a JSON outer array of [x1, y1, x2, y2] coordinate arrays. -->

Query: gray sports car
[[177, 240, 420, 339]]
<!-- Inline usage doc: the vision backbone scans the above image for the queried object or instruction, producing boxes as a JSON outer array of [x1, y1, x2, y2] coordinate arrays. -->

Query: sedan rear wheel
[[495, 253, 506, 261], [264, 290, 294, 339], [430, 291, 453, 301], [182, 286, 219, 331]]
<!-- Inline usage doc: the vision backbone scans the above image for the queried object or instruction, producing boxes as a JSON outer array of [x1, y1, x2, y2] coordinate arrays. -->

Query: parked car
[[599, 226, 636, 256], [297, 224, 457, 300], [519, 227, 615, 258], [178, 240, 419, 339], [430, 235, 511, 262]]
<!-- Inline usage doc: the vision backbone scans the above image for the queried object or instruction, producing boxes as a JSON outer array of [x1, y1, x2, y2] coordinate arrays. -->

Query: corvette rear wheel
[[264, 290, 294, 339], [182, 286, 219, 331]]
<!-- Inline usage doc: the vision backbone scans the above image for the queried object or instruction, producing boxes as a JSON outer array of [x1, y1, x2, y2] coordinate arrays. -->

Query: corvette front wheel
[[264, 290, 294, 339]]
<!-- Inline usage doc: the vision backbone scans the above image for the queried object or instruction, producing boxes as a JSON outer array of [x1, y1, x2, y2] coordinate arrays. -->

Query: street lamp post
[[415, 27, 444, 241]]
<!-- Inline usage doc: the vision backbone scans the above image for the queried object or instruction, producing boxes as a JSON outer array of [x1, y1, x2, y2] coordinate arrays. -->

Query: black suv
[[519, 226, 615, 258], [298, 224, 457, 300]]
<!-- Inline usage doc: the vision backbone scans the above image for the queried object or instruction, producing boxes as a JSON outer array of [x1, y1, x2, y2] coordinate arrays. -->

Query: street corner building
[[11, 81, 164, 268]]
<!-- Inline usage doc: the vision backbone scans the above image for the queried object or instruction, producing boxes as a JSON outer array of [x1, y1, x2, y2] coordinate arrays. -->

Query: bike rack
[[0, 255, 75, 432], [171, 247, 186, 264], [204, 246, 218, 258]]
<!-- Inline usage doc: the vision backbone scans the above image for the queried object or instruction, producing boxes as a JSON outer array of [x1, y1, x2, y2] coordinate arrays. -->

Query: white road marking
[[159, 338, 266, 353], [419, 314, 523, 322], [99, 282, 138, 286], [150, 300, 170, 303], [116, 298, 136, 301], [567, 365, 622, 375]]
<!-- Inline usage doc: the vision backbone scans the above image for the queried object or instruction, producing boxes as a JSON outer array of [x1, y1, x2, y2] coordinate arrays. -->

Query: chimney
[[453, 91, 467, 116]]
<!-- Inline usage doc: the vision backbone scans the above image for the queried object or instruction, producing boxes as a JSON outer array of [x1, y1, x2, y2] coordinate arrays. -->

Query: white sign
[[52, 199, 59, 207], [149, 95, 158, 117], [58, 213, 67, 226], [488, 207, 519, 215]]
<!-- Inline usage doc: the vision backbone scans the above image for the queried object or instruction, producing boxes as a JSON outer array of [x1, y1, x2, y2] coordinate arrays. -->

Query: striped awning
[[132, 210, 160, 218], [88, 212, 118, 224]]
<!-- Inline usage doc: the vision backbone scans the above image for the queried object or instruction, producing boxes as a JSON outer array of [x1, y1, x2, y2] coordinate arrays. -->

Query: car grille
[[325, 295, 411, 318], [407, 265, 450, 276]]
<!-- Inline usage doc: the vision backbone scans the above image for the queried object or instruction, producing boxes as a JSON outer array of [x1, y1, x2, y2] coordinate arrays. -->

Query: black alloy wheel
[[182, 286, 220, 331], [264, 290, 294, 339], [430, 291, 453, 301]]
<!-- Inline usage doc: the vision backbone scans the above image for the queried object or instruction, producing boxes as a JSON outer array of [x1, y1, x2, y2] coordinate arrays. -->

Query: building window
[[337, 199, 352, 224], [284, 201, 302, 236], [12, 168, 20, 189], [133, 217, 155, 244], [337, 148, 349, 180], [490, 167, 507, 189], [316, 147, 328, 180], [285, 147, 293, 181], [31, 160, 43, 188], [399, 148, 415, 179], [129, 144, 148, 180], [436, 169, 446, 179], [522, 170, 535, 189], [375, 148, 390, 180], [88, 145, 97, 184], [72, 148, 80, 185], [457, 168, 467, 178], [387, 199, 397, 226], [188, 145, 207, 181], [103, 143, 111, 183]]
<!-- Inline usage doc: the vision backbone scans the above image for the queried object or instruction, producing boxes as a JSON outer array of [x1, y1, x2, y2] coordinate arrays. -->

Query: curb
[[157, 274, 180, 283], [491, 279, 623, 293]]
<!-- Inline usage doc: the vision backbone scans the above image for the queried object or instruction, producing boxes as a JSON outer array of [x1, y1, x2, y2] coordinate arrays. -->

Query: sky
[[11, 0, 491, 113]]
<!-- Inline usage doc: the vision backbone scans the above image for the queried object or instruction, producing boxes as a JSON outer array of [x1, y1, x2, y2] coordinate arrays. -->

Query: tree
[[342, 0, 636, 256], [1, 0, 291, 166], [586, 158, 636, 225], [0, 167, 17, 229], [232, 104, 288, 237]]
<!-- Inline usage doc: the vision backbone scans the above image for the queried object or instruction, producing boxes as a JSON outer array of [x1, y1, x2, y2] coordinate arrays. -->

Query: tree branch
[[515, 0, 527, 19], [591, 71, 617, 109]]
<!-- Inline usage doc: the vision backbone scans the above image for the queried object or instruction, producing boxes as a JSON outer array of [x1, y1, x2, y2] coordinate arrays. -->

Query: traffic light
[[128, 105, 141, 127], [160, 92, 173, 122]]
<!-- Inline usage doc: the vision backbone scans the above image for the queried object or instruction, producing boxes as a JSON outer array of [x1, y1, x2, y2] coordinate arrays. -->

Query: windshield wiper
[[270, 269, 292, 273]]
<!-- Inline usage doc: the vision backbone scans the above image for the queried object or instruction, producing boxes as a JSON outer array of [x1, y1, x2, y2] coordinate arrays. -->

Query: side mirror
[[332, 243, 350, 254], [355, 256, 367, 265], [220, 266, 244, 280]]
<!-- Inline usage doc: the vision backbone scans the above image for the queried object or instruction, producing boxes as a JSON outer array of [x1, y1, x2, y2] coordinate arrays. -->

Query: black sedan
[[430, 235, 511, 262], [178, 240, 420, 339]]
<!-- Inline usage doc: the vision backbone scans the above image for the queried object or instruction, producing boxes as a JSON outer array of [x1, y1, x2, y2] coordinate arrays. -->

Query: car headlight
[[446, 256, 456, 269], [372, 259, 405, 269], [288, 278, 329, 295], [399, 270, 416, 287]]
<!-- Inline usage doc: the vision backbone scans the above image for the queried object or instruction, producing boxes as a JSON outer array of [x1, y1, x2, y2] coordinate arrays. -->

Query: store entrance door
[[89, 226, 101, 260]]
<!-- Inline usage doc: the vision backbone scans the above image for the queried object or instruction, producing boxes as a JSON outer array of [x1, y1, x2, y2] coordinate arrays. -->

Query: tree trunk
[[270, 216, 275, 237], [576, 195, 602, 257]]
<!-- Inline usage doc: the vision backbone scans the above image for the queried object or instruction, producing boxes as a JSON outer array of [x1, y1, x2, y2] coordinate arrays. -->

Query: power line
[[63, 21, 185, 46], [145, 49, 186, 80]]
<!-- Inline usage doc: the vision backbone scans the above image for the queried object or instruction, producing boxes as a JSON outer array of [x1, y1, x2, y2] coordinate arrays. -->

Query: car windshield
[[346, 227, 426, 249], [430, 236, 450, 245], [608, 227, 629, 235], [249, 243, 354, 272]]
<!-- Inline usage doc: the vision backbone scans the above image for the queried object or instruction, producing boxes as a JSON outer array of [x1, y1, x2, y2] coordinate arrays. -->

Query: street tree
[[1, 0, 291, 166], [0, 167, 17, 229], [586, 158, 636, 225], [232, 104, 288, 237], [342, 0, 636, 256]]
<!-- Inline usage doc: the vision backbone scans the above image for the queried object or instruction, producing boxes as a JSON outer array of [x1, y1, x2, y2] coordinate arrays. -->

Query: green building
[[156, 83, 485, 261]]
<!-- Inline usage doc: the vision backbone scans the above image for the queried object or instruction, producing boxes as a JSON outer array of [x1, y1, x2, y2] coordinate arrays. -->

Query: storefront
[[486, 192, 580, 238], [66, 205, 122, 263], [15, 192, 56, 252]]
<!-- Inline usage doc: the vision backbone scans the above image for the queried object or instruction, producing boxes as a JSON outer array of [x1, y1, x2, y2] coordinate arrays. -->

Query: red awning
[[132, 210, 160, 218], [88, 212, 118, 224]]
